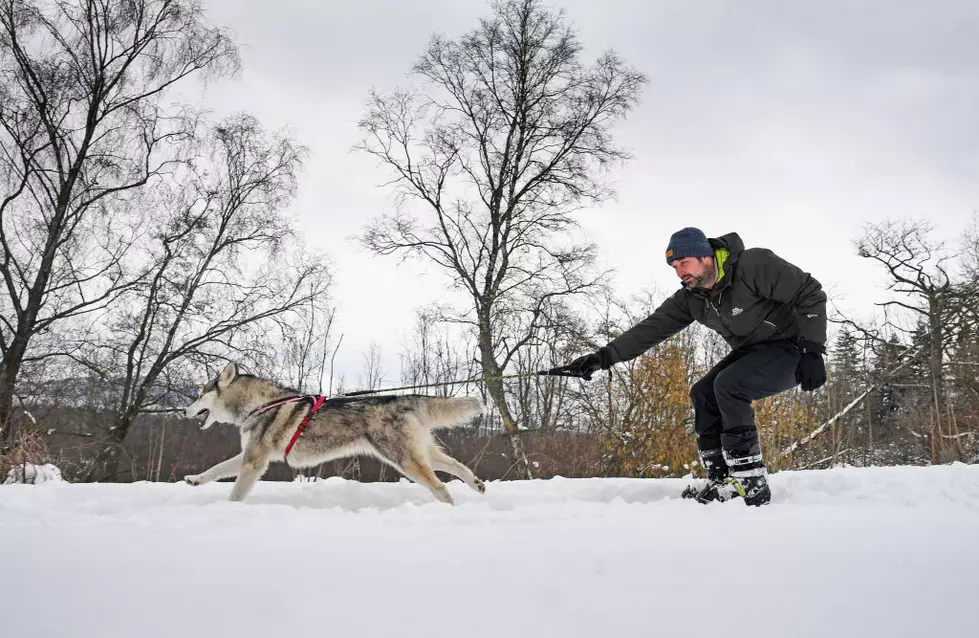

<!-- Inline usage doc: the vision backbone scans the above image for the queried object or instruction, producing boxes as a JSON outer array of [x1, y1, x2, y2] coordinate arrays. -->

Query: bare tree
[[947, 215, 979, 457], [355, 0, 646, 477], [847, 220, 966, 463], [854, 220, 957, 400], [79, 115, 331, 480], [0, 0, 238, 447], [399, 307, 476, 398], [950, 215, 979, 368], [797, 218, 975, 463], [359, 342, 386, 392], [511, 299, 585, 432], [269, 289, 336, 395]]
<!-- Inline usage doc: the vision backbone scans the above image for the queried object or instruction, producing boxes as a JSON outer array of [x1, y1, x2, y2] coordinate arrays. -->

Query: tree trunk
[[477, 325, 533, 480], [78, 405, 141, 482], [100, 445, 125, 483], [0, 336, 29, 450], [928, 296, 945, 411], [0, 370, 15, 450]]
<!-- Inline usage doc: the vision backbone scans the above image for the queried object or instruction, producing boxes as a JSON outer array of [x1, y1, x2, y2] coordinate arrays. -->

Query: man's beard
[[682, 273, 711, 289]]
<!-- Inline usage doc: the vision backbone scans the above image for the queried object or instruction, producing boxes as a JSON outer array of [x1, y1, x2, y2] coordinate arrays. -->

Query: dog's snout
[[184, 400, 207, 420]]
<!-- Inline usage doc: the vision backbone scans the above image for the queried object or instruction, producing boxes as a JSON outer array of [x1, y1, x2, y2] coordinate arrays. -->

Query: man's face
[[671, 256, 716, 290]]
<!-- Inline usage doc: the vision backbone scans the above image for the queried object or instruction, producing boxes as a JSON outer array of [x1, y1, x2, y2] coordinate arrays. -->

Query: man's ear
[[218, 362, 238, 388]]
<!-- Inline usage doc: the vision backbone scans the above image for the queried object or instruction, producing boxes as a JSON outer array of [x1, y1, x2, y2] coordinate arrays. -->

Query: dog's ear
[[217, 362, 238, 388]]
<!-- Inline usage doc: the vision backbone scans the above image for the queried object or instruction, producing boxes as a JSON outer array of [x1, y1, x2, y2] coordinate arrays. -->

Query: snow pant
[[690, 340, 801, 456]]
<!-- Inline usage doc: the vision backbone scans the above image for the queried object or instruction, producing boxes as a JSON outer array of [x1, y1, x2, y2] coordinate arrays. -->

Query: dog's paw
[[184, 474, 204, 486], [474, 478, 486, 494]]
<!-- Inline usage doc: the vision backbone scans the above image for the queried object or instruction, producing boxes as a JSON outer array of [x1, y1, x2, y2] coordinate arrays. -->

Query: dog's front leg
[[184, 453, 243, 486], [228, 444, 269, 502]]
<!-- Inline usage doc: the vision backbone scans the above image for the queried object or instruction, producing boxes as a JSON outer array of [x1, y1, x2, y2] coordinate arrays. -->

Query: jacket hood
[[710, 232, 744, 255]]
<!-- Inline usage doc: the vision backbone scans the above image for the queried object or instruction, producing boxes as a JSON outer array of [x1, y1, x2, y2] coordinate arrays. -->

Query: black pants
[[690, 340, 801, 456]]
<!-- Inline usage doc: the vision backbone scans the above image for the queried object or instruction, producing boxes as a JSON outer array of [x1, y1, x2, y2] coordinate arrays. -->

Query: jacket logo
[[731, 307, 743, 316]]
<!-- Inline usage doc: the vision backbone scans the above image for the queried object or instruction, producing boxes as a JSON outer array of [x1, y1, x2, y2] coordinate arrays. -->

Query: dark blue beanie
[[665, 227, 713, 264]]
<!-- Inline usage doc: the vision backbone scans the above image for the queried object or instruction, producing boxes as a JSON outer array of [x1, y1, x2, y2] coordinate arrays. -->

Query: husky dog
[[183, 363, 486, 504]]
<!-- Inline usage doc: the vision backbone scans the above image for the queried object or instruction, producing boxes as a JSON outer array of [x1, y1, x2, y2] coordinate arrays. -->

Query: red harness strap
[[247, 395, 328, 457], [284, 395, 326, 457]]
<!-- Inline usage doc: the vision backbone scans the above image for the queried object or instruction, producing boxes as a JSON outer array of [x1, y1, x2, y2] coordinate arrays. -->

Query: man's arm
[[741, 248, 827, 348], [600, 290, 696, 366]]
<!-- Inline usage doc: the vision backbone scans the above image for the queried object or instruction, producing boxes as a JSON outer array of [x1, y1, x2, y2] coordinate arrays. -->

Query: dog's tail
[[419, 395, 484, 430]]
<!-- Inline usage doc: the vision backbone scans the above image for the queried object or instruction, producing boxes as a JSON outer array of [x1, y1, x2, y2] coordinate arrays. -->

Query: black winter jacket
[[600, 232, 827, 366]]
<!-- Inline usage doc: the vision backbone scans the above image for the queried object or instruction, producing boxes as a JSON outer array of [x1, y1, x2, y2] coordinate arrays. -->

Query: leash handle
[[537, 365, 588, 379], [537, 366, 578, 377]]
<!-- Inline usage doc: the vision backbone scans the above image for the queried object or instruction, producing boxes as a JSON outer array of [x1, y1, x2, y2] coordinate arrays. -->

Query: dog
[[183, 362, 486, 504]]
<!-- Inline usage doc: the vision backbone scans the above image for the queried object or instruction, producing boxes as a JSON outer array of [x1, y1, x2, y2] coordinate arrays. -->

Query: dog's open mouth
[[195, 409, 210, 419]]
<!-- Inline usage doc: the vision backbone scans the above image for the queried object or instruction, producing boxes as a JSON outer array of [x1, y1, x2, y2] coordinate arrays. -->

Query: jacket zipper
[[705, 291, 732, 333]]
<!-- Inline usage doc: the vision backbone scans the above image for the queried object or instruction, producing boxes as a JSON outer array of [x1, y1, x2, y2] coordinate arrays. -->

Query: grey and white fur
[[183, 363, 485, 504]]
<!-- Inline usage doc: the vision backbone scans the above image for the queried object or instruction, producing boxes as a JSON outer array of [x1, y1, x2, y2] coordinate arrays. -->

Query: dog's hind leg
[[228, 444, 270, 502], [429, 446, 485, 494], [366, 425, 454, 504], [400, 453, 454, 505], [184, 453, 243, 486]]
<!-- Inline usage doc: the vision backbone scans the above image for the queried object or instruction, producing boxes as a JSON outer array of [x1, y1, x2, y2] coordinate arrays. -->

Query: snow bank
[[3, 462, 63, 485]]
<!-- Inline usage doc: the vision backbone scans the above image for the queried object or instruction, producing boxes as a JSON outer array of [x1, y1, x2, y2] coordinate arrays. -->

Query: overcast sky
[[195, 0, 979, 389]]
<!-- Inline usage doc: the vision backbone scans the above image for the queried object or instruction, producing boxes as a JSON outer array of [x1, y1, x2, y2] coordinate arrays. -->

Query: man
[[553, 227, 827, 506]]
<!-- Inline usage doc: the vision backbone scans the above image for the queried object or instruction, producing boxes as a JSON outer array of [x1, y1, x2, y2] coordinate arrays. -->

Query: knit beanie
[[665, 227, 713, 264]]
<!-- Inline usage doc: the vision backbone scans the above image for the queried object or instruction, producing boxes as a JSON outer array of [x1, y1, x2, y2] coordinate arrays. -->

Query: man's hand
[[796, 340, 826, 391], [541, 352, 603, 381], [568, 353, 602, 381]]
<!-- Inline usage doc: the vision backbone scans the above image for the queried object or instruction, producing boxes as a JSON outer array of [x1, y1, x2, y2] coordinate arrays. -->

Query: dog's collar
[[246, 395, 328, 457]]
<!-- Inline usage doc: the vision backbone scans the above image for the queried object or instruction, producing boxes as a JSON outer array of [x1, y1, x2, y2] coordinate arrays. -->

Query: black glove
[[541, 351, 605, 381], [796, 340, 826, 391], [568, 352, 602, 381]]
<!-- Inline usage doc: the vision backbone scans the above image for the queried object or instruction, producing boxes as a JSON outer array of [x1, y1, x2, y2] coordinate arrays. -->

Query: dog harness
[[246, 395, 328, 457]]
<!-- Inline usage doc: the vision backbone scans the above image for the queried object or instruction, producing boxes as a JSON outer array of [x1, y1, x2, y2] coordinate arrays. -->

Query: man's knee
[[690, 375, 713, 404], [713, 369, 759, 447], [712, 367, 745, 400]]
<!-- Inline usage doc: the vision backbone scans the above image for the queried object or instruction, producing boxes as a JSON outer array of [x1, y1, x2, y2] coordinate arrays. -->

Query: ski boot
[[682, 449, 771, 506], [681, 448, 730, 503], [724, 450, 772, 506], [723, 449, 771, 506]]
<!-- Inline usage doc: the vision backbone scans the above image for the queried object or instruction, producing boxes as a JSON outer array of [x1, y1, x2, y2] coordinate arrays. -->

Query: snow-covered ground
[[2, 464, 978, 638]]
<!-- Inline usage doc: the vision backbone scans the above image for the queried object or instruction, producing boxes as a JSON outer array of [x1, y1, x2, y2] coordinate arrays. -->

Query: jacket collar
[[711, 233, 743, 290], [681, 232, 743, 296]]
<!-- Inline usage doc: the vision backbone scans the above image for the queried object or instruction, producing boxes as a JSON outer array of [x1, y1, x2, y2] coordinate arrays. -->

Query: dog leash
[[337, 367, 585, 397]]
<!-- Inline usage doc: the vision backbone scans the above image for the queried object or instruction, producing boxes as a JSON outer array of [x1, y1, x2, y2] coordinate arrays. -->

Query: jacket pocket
[[755, 319, 781, 341]]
